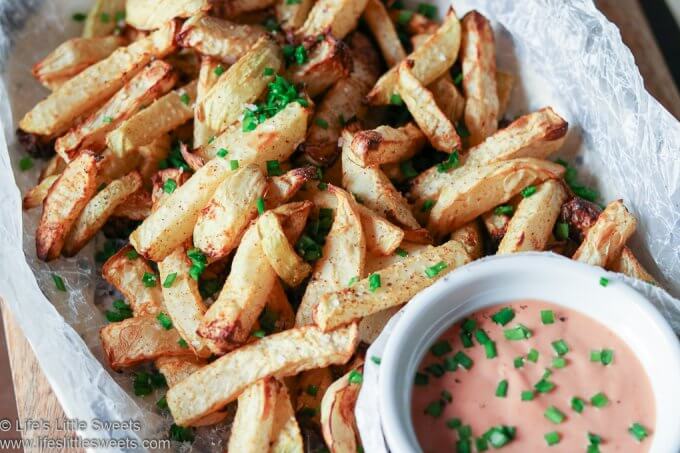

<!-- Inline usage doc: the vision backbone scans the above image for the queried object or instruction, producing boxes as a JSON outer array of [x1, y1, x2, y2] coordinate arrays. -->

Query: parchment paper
[[0, 0, 678, 452]]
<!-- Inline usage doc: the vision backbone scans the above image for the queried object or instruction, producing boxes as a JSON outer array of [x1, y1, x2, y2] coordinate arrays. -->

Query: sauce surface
[[411, 300, 655, 452]]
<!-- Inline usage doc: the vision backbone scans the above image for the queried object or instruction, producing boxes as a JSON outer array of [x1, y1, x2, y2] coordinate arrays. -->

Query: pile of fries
[[18, 0, 657, 449]]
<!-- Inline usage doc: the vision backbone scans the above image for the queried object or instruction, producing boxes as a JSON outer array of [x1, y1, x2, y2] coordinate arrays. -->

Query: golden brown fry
[[178, 14, 266, 64], [461, 11, 499, 145], [428, 158, 565, 236], [275, 0, 314, 32], [197, 37, 282, 134], [349, 122, 426, 167], [481, 209, 511, 242], [271, 383, 304, 452], [96, 147, 142, 186], [296, 187, 365, 326], [40, 155, 66, 181], [23, 175, 58, 210], [36, 151, 98, 261], [56, 60, 176, 160], [32, 37, 124, 88], [497, 180, 568, 254], [397, 62, 461, 152], [609, 248, 657, 284], [315, 239, 471, 331], [100, 314, 188, 370], [255, 281, 296, 335], [430, 76, 465, 123], [83, 0, 126, 38], [228, 378, 280, 453], [198, 202, 311, 354], [156, 355, 206, 387], [126, 0, 210, 30], [102, 245, 163, 316], [63, 172, 142, 255], [572, 200, 637, 267], [358, 306, 401, 344], [193, 164, 267, 260], [266, 166, 317, 208], [158, 245, 211, 357], [368, 9, 461, 105], [293, 368, 332, 427], [106, 81, 196, 157], [288, 36, 352, 98], [258, 211, 312, 287], [137, 135, 171, 186], [166, 323, 359, 426], [194, 57, 223, 147], [112, 189, 152, 220], [296, 0, 369, 42], [20, 21, 179, 137], [150, 168, 191, 208], [496, 71, 515, 118], [320, 364, 363, 452], [451, 221, 484, 260], [363, 0, 406, 67]]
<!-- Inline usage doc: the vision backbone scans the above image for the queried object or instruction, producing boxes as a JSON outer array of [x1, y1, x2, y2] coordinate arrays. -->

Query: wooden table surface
[[2, 1, 679, 452]]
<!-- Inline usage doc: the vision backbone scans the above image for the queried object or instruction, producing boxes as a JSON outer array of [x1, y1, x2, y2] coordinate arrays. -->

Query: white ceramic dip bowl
[[379, 253, 680, 453]]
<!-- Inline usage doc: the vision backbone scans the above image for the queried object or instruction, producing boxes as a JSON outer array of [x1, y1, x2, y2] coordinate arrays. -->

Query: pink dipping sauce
[[411, 300, 655, 452]]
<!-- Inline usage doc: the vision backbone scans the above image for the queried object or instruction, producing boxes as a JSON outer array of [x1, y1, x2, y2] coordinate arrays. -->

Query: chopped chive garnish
[[425, 363, 445, 377], [424, 261, 448, 278], [485, 426, 514, 448], [544, 431, 560, 446], [443, 356, 458, 371], [371, 356, 381, 365], [214, 65, 225, 76], [484, 341, 497, 359], [446, 418, 461, 429], [125, 249, 139, 260], [542, 368, 553, 379], [179, 93, 190, 106], [454, 351, 473, 370], [441, 389, 452, 403], [587, 445, 601, 453], [163, 272, 177, 288], [555, 221, 569, 240], [453, 71, 463, 85], [19, 156, 33, 171], [495, 379, 508, 397], [599, 277, 609, 287], [551, 340, 569, 356], [347, 276, 359, 286], [52, 274, 66, 291], [421, 199, 434, 212], [436, 151, 460, 173], [475, 329, 490, 344], [521, 390, 535, 401], [541, 309, 555, 324], [395, 247, 409, 257], [414, 372, 428, 386], [590, 350, 602, 362], [534, 378, 555, 393], [348, 370, 363, 384], [514, 356, 524, 368], [252, 329, 266, 338], [504, 324, 532, 340], [544, 406, 566, 424], [571, 396, 586, 413], [424, 400, 443, 417], [590, 392, 608, 408], [400, 160, 418, 179], [230, 160, 239, 170], [476, 437, 489, 452], [256, 197, 265, 215], [462, 318, 476, 332], [314, 118, 329, 129], [600, 349, 614, 365], [527, 348, 539, 362], [266, 160, 283, 176], [628, 423, 648, 441], [460, 331, 473, 348], [494, 205, 513, 216], [156, 312, 173, 330], [142, 272, 157, 288], [163, 178, 177, 194], [208, 136, 216, 144], [216, 148, 228, 158], [430, 340, 452, 357], [417, 2, 437, 18], [102, 116, 113, 124], [456, 439, 471, 452], [520, 185, 537, 197], [306, 384, 318, 396], [588, 433, 602, 445], [187, 248, 207, 281], [457, 424, 472, 438], [552, 357, 567, 368], [72, 12, 86, 21], [100, 12, 110, 22], [178, 338, 188, 348], [389, 93, 403, 105], [491, 307, 515, 326], [263, 67, 275, 76], [368, 273, 381, 292]]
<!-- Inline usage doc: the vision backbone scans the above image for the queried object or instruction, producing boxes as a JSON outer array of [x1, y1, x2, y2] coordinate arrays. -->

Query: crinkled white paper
[[0, 0, 678, 452]]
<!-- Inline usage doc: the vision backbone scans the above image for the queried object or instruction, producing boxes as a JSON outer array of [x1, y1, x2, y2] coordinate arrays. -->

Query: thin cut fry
[[321, 365, 363, 452], [258, 211, 312, 287], [126, 0, 210, 30], [315, 239, 471, 331], [83, 0, 126, 38], [36, 151, 98, 261], [166, 323, 359, 426], [296, 0, 369, 41], [23, 175, 58, 210], [363, 0, 406, 67], [349, 122, 426, 167], [228, 378, 280, 453]]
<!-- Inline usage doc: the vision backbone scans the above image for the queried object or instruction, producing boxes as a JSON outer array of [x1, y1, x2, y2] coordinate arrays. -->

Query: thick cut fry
[[20, 21, 179, 137], [367, 9, 460, 105], [36, 152, 98, 260], [266, 167, 317, 207], [102, 245, 163, 316], [461, 11, 499, 145], [258, 211, 312, 287], [275, 0, 314, 32], [321, 365, 363, 453], [428, 158, 565, 235], [314, 240, 471, 330], [56, 60, 176, 160], [496, 71, 515, 117], [83, 0, 126, 38], [193, 164, 267, 260], [497, 180, 568, 254], [23, 175, 58, 210], [126, 0, 210, 30], [96, 147, 142, 186], [151, 168, 191, 208], [296, 0, 369, 41], [137, 135, 171, 186], [156, 355, 206, 387], [166, 323, 359, 426], [363, 0, 405, 67], [481, 207, 511, 242], [430, 76, 465, 123], [254, 281, 296, 335], [100, 315, 188, 370], [359, 306, 401, 344], [288, 36, 352, 98], [397, 62, 461, 152], [610, 248, 656, 284], [158, 246, 211, 357], [451, 221, 484, 260], [178, 14, 265, 64], [194, 58, 222, 147], [228, 378, 280, 453], [198, 100, 311, 163], [410, 108, 569, 203], [198, 202, 311, 354], [349, 122, 425, 167], [32, 37, 124, 88], [40, 155, 66, 181], [197, 37, 282, 134], [296, 187, 365, 326], [294, 368, 333, 426], [303, 33, 380, 164], [112, 189, 152, 220], [63, 172, 142, 255], [572, 200, 637, 267], [107, 81, 196, 156], [271, 383, 304, 453]]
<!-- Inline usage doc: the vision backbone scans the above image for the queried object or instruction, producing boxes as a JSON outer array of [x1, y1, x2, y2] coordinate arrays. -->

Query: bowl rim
[[378, 252, 680, 453]]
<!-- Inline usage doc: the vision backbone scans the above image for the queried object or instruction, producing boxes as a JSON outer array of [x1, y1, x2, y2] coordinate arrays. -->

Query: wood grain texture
[[2, 3, 679, 450]]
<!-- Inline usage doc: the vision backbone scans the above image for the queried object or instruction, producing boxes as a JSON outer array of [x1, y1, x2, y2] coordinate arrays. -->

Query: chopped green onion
[[552, 357, 567, 368], [600, 349, 614, 365], [19, 156, 33, 171], [417, 3, 437, 18], [542, 368, 553, 379], [389, 93, 403, 105], [414, 372, 428, 386], [446, 418, 461, 429], [475, 437, 489, 452], [314, 118, 329, 129], [495, 379, 508, 397], [475, 329, 490, 344], [163, 178, 177, 194], [252, 329, 266, 338], [216, 148, 228, 158], [156, 312, 173, 330], [521, 390, 535, 401], [484, 341, 497, 359], [347, 276, 359, 286], [207, 136, 216, 144], [395, 247, 408, 257], [52, 274, 67, 291], [454, 351, 473, 370], [368, 273, 381, 292], [544, 431, 560, 446], [628, 423, 648, 441], [571, 396, 586, 413], [441, 389, 452, 403], [551, 339, 569, 356], [348, 370, 363, 384], [555, 221, 569, 240], [400, 160, 418, 179], [599, 277, 609, 287], [457, 424, 472, 439], [436, 151, 460, 173], [102, 116, 113, 124], [425, 261, 447, 278], [504, 324, 532, 340], [424, 400, 443, 417], [541, 309, 555, 324], [294, 45, 307, 65], [305, 385, 318, 396], [514, 356, 524, 368], [421, 199, 434, 212], [430, 340, 452, 357], [590, 392, 608, 408], [527, 348, 539, 362], [256, 197, 265, 215], [126, 249, 139, 260], [100, 12, 110, 22], [214, 65, 225, 76], [462, 318, 476, 332], [491, 307, 515, 326], [588, 433, 602, 445], [587, 445, 601, 453], [453, 71, 463, 85], [179, 93, 190, 106], [397, 10, 413, 25], [72, 12, 86, 21], [534, 378, 555, 393], [455, 122, 470, 138], [142, 272, 157, 288], [590, 350, 602, 362], [494, 205, 513, 216], [178, 338, 188, 349], [485, 426, 514, 448], [371, 356, 381, 365], [443, 356, 457, 371], [425, 363, 444, 377], [163, 272, 177, 288], [263, 67, 275, 76], [187, 248, 207, 281], [521, 185, 537, 197], [230, 160, 239, 170], [266, 160, 283, 176], [544, 406, 566, 424]]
